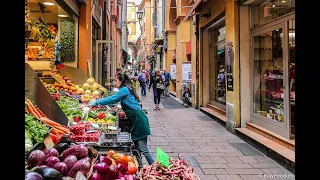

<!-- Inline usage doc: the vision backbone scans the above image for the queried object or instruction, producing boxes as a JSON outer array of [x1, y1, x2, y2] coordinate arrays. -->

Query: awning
[[153, 38, 164, 45], [186, 40, 191, 55], [183, 0, 202, 22]]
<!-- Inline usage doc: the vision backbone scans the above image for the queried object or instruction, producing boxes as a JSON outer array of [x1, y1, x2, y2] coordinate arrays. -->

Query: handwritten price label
[[156, 147, 169, 167], [44, 135, 54, 149]]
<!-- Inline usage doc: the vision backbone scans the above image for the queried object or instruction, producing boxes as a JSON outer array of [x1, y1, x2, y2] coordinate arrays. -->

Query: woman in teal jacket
[[88, 73, 154, 165]]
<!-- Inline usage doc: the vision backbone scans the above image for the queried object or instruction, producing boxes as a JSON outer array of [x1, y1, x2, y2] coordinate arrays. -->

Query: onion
[[89, 171, 101, 180], [44, 148, 59, 158], [117, 163, 128, 174], [52, 162, 68, 176], [99, 156, 112, 166], [46, 156, 60, 167], [93, 162, 108, 174], [63, 155, 77, 170], [25, 172, 43, 180], [28, 150, 46, 167]]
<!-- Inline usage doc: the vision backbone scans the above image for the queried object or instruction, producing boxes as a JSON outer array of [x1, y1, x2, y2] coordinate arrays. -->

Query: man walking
[[138, 70, 147, 96], [163, 68, 171, 97]]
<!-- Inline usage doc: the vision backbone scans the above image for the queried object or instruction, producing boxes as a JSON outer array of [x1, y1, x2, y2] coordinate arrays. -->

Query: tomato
[[127, 162, 138, 174], [127, 155, 135, 163], [108, 150, 116, 158]]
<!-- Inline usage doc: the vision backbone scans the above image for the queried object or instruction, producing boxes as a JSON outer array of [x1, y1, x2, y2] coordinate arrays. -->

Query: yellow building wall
[[175, 19, 192, 98], [198, 0, 240, 128], [165, 31, 176, 92], [127, 3, 137, 42]]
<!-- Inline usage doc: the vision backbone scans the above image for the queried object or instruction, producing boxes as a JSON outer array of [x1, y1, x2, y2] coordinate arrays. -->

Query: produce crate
[[102, 128, 121, 142]]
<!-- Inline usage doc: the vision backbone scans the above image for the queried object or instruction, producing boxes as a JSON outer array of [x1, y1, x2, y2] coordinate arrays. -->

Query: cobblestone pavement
[[137, 90, 295, 180]]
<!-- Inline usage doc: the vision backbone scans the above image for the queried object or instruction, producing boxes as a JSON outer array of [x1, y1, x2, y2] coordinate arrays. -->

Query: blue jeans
[[134, 136, 154, 165], [141, 83, 146, 96]]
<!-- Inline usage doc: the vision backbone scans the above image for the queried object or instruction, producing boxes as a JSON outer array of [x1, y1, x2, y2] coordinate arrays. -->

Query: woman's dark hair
[[116, 73, 140, 102]]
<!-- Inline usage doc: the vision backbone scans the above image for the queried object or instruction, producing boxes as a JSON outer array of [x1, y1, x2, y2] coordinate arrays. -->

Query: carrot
[[26, 101, 40, 119], [37, 109, 47, 118], [39, 117, 62, 127], [52, 128, 65, 135], [54, 126, 70, 134], [26, 99, 42, 118]]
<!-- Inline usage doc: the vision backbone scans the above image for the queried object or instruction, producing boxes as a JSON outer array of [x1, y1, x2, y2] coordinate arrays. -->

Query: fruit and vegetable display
[[138, 157, 200, 180], [25, 113, 50, 152], [26, 144, 94, 179], [90, 150, 138, 180], [88, 109, 117, 125], [56, 96, 83, 121], [69, 122, 101, 143]]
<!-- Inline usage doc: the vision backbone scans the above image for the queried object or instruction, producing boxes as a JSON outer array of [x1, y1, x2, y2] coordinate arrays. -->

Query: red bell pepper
[[97, 112, 106, 119]]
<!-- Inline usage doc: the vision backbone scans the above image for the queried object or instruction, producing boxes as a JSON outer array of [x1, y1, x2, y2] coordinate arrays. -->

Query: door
[[250, 22, 290, 138], [95, 40, 115, 87]]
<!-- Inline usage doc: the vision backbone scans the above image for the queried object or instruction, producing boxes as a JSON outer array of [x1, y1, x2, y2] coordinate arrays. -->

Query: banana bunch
[[25, 4, 31, 25], [46, 39, 55, 48], [31, 26, 41, 40]]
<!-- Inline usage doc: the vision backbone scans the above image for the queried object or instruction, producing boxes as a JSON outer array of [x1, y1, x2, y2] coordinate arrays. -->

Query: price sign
[[156, 147, 169, 167], [44, 135, 54, 149]]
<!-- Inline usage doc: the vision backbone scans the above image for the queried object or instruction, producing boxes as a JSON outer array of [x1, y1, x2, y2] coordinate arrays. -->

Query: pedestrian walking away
[[88, 73, 155, 165], [162, 68, 171, 97], [148, 69, 165, 110], [138, 70, 147, 96]]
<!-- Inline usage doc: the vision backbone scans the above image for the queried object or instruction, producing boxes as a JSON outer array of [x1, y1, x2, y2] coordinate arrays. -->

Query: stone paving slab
[[137, 90, 294, 179]]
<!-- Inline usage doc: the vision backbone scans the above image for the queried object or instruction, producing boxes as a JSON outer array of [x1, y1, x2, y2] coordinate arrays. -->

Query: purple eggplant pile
[[26, 144, 91, 180]]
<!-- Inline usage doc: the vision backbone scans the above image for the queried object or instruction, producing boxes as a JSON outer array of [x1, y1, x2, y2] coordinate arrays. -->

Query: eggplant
[[25, 172, 43, 180], [34, 166, 62, 180], [53, 143, 70, 155]]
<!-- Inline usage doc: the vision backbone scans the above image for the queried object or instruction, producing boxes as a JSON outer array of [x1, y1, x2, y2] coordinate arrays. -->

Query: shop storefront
[[243, 0, 295, 139], [25, 0, 79, 70]]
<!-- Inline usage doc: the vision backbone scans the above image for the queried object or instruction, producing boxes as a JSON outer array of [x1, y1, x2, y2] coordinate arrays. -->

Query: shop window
[[209, 24, 226, 106], [288, 18, 295, 137], [251, 0, 295, 28], [253, 28, 284, 123]]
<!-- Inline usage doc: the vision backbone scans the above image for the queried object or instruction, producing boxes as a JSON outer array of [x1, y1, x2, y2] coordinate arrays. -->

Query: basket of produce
[[89, 150, 139, 180], [138, 157, 200, 180]]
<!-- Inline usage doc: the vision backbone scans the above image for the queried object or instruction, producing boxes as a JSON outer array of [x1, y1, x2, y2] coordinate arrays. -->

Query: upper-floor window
[[251, 0, 295, 28]]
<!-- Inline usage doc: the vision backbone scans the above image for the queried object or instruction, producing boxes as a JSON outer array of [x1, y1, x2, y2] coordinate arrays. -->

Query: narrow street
[[138, 90, 294, 180]]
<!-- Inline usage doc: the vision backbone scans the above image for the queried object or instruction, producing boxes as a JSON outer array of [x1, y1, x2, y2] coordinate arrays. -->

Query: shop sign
[[93, 0, 102, 27], [226, 41, 234, 91], [170, 64, 176, 79], [182, 63, 192, 82]]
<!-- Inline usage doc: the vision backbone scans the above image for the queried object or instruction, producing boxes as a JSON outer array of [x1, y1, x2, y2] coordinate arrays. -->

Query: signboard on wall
[[182, 63, 192, 82], [226, 41, 234, 91], [170, 64, 176, 79]]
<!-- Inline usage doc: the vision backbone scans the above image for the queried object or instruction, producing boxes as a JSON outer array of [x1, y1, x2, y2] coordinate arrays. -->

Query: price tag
[[91, 123, 100, 129], [108, 126, 117, 130], [44, 135, 54, 149], [75, 171, 87, 180], [156, 147, 169, 168]]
